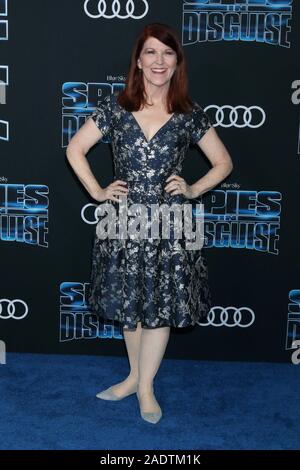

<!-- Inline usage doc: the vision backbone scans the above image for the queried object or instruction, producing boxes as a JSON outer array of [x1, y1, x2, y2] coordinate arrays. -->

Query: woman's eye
[[144, 50, 174, 55]]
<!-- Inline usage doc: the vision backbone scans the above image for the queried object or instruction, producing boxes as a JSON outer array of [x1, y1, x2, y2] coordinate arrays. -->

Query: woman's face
[[137, 36, 177, 89]]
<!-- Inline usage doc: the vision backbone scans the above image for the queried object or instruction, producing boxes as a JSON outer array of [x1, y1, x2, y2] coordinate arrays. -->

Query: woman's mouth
[[151, 68, 167, 74]]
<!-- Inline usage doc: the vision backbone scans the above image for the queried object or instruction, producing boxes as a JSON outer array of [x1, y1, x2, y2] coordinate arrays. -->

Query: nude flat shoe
[[137, 388, 163, 424], [96, 384, 138, 401]]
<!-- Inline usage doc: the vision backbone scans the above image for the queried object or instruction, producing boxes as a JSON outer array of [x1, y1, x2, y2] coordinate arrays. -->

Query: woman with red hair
[[66, 23, 233, 424]]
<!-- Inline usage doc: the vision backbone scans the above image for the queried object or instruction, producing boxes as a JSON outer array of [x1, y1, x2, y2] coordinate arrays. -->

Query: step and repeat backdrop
[[1, 0, 299, 363]]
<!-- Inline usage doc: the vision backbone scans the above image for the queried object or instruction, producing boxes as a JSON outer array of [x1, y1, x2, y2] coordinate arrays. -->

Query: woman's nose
[[154, 55, 164, 64]]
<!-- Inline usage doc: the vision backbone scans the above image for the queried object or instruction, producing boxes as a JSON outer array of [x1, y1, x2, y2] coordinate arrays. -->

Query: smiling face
[[137, 36, 177, 89]]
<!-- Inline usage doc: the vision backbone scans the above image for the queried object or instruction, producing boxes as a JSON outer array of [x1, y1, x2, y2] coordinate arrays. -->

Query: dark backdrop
[[1, 0, 299, 363]]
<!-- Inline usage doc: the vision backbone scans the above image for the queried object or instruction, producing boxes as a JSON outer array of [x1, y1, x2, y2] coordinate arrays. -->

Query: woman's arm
[[190, 126, 233, 197], [65, 118, 105, 199]]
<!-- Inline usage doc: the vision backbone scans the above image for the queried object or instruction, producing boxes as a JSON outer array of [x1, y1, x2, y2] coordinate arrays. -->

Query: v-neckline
[[129, 111, 175, 144]]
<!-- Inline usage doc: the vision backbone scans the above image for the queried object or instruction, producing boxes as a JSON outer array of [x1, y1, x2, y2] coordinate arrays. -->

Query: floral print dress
[[87, 90, 212, 330]]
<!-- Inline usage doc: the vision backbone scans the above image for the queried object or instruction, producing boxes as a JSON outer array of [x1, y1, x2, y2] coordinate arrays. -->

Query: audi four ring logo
[[198, 306, 255, 328], [206, 105, 266, 128], [0, 299, 29, 320], [84, 0, 149, 19]]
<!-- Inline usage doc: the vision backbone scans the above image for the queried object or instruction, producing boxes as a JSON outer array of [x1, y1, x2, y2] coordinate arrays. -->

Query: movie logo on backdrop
[[195, 189, 281, 254], [0, 0, 8, 140], [286, 290, 300, 351], [0, 0, 8, 39], [0, 74, 8, 139], [60, 282, 123, 342], [0, 184, 49, 246], [0, 66, 8, 105], [62, 82, 125, 147], [182, 0, 293, 48]]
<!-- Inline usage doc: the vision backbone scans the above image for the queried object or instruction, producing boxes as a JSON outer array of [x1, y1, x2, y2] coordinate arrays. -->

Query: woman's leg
[[102, 321, 142, 398], [137, 326, 170, 413], [123, 321, 142, 382]]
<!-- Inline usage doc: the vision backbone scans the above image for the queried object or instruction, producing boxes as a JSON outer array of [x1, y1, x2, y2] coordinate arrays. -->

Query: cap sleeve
[[88, 93, 112, 138], [190, 102, 212, 144]]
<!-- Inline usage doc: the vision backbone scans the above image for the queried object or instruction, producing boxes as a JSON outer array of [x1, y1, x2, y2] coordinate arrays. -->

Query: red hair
[[117, 23, 194, 114]]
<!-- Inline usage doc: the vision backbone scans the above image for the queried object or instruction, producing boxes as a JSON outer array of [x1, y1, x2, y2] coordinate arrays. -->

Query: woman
[[66, 23, 233, 424]]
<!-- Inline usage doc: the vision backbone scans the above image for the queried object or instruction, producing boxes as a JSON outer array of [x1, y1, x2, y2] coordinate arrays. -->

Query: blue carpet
[[0, 353, 299, 450]]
